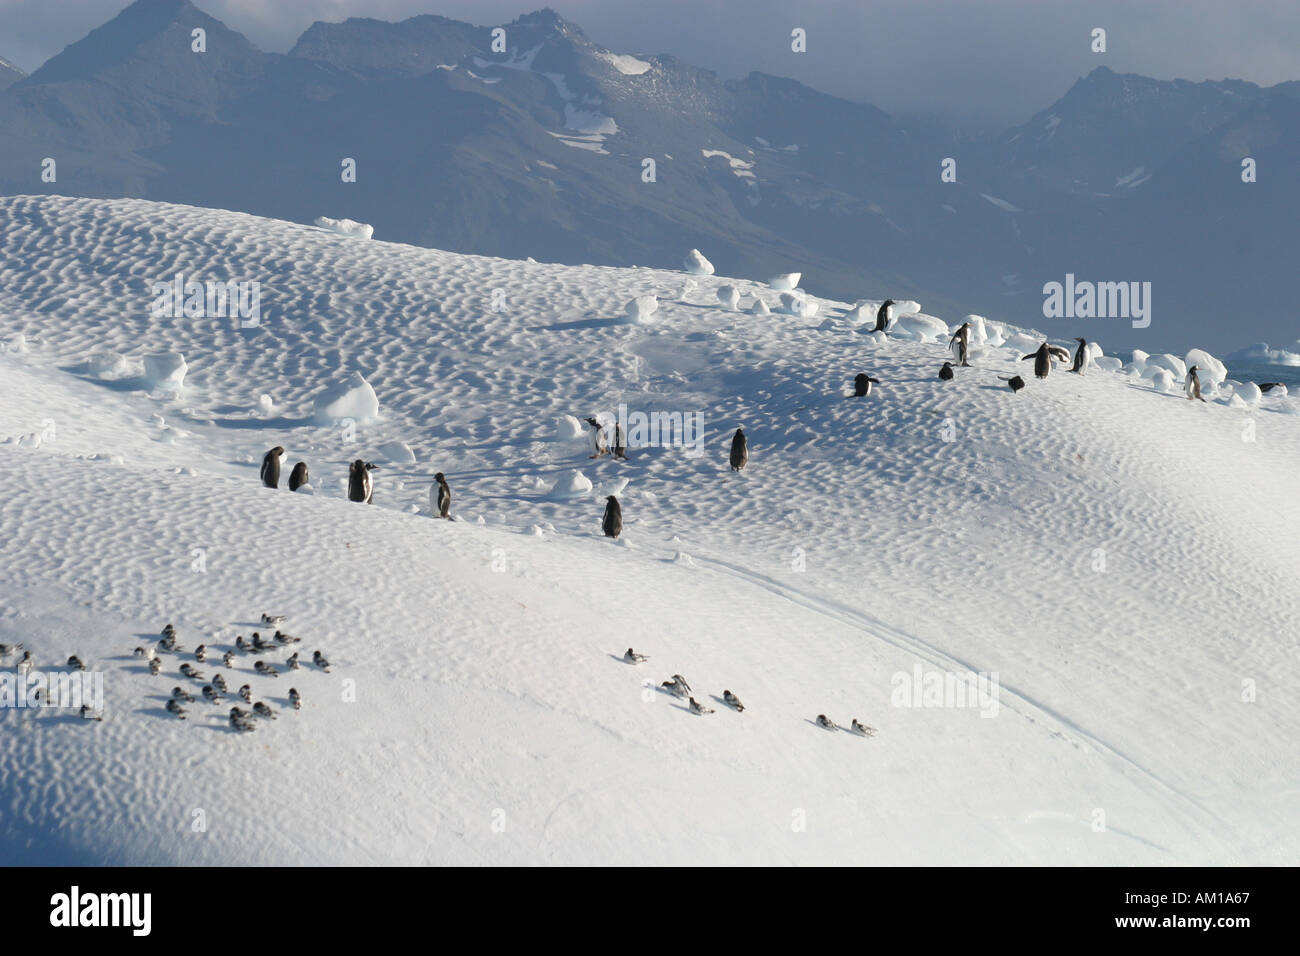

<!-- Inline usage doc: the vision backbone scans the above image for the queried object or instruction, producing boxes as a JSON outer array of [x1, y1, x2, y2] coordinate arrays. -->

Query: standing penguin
[[872, 299, 896, 334], [853, 373, 881, 397], [939, 362, 955, 381], [432, 472, 451, 519], [1021, 342, 1071, 380], [288, 461, 309, 491], [261, 446, 285, 488], [1185, 366, 1207, 402], [1071, 338, 1090, 375], [948, 323, 972, 367], [602, 495, 622, 539], [613, 423, 628, 460], [729, 428, 748, 472], [584, 417, 609, 459], [347, 460, 376, 503]]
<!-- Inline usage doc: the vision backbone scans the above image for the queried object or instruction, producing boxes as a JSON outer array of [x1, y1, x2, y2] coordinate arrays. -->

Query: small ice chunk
[[555, 414, 585, 442], [144, 352, 187, 393], [315, 216, 374, 239], [716, 285, 740, 310], [313, 371, 380, 425], [546, 470, 593, 500], [624, 295, 659, 324], [377, 441, 416, 464], [769, 273, 801, 291], [684, 249, 714, 276]]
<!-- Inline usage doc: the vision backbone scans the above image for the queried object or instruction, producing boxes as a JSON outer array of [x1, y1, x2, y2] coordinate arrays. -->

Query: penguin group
[[261, 446, 459, 521], [123, 618, 325, 732], [630, 653, 872, 735], [261, 447, 311, 492]]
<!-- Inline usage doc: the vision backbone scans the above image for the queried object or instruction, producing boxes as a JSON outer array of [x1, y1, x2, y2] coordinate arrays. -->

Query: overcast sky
[[2, 0, 1297, 130]]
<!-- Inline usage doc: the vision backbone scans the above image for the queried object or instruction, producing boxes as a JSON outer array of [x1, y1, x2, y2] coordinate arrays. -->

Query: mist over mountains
[[1, 0, 1295, 351]]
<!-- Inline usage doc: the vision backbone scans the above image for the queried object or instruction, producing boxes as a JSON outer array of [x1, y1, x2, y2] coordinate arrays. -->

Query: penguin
[[0, 642, 23, 657], [133, 646, 154, 660], [670, 674, 693, 695], [289, 688, 302, 711], [17, 651, 33, 676], [211, 673, 227, 693], [165, 699, 188, 720], [274, 630, 301, 645], [286, 651, 300, 670], [238, 684, 253, 704], [584, 417, 609, 459], [613, 423, 628, 460], [723, 690, 745, 712], [729, 427, 748, 472], [1260, 382, 1285, 393], [853, 373, 881, 397], [202, 685, 222, 704], [312, 651, 331, 673], [180, 663, 204, 680], [261, 446, 286, 489], [850, 719, 876, 737], [1021, 342, 1071, 380], [254, 660, 280, 678], [229, 708, 256, 733], [1071, 337, 1090, 375], [1000, 375, 1026, 393], [433, 472, 451, 519], [948, 322, 972, 367], [660, 678, 689, 698], [252, 633, 271, 653], [602, 495, 622, 539], [939, 362, 955, 381], [688, 697, 715, 715], [253, 701, 277, 720], [287, 462, 309, 492], [222, 651, 235, 669], [148, 658, 162, 676], [79, 705, 103, 722], [261, 614, 286, 626], [872, 299, 896, 334], [623, 648, 649, 664], [348, 460, 376, 503], [1185, 366, 1207, 402], [815, 714, 839, 731], [171, 687, 195, 703], [194, 644, 207, 663], [162, 623, 176, 640], [235, 635, 250, 653], [67, 655, 85, 671]]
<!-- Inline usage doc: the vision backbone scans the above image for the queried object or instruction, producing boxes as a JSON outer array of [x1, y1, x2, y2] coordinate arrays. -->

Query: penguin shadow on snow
[[531, 314, 628, 332], [61, 364, 152, 393], [211, 413, 314, 430]]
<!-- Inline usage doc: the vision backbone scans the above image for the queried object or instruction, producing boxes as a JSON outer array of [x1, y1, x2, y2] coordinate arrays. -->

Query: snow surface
[[0, 196, 1297, 865], [596, 52, 652, 76]]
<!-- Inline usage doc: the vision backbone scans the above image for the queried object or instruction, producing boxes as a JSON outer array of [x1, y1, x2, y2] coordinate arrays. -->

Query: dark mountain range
[[0, 0, 1294, 351]]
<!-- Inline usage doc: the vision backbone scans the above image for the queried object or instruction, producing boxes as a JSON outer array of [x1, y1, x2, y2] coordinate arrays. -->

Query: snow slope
[[0, 196, 1297, 865]]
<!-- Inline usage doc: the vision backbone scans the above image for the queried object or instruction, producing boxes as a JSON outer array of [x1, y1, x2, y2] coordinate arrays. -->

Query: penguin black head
[[434, 472, 446, 483], [606, 495, 618, 502], [365, 462, 377, 471], [269, 445, 284, 457], [1075, 337, 1086, 344]]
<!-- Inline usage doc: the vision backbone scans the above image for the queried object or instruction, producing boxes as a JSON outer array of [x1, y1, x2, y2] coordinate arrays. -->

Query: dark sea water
[[1222, 361, 1300, 389]]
